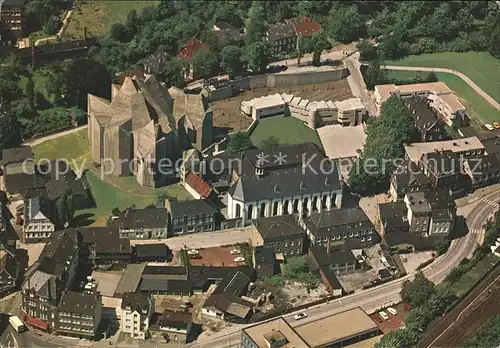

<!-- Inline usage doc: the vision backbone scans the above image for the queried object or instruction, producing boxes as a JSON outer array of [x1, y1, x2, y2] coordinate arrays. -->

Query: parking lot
[[188, 246, 247, 267], [370, 303, 411, 334]]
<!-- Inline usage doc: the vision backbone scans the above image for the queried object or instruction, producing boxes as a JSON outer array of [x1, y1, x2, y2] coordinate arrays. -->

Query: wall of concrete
[[207, 86, 234, 102]]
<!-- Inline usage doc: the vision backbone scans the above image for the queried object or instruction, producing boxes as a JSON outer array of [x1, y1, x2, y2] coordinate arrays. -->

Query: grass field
[[32, 128, 92, 167], [385, 52, 500, 103], [250, 116, 323, 149], [63, 0, 159, 40], [382, 70, 499, 124]]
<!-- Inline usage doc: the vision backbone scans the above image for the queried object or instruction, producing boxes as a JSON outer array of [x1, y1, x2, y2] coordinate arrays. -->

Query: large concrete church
[[87, 76, 213, 187]]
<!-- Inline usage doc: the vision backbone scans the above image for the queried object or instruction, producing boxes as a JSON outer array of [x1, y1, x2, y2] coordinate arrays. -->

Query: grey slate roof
[[59, 291, 99, 315], [267, 21, 297, 41], [393, 161, 430, 188], [254, 246, 276, 264], [310, 246, 356, 267], [405, 96, 440, 132], [304, 208, 373, 237], [2, 146, 32, 165], [378, 202, 409, 231], [121, 292, 151, 312], [229, 143, 342, 202], [252, 215, 304, 241], [119, 207, 168, 230], [135, 244, 169, 258], [76, 227, 131, 254], [168, 199, 216, 217]]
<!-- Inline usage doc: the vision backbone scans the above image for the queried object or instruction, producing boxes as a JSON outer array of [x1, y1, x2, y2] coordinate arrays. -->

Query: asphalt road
[[190, 191, 500, 348], [0, 325, 56, 348]]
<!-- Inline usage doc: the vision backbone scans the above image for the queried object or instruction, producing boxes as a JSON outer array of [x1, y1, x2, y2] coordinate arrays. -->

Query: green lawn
[[385, 52, 500, 103], [250, 116, 323, 149], [63, 0, 159, 40], [32, 128, 92, 167]]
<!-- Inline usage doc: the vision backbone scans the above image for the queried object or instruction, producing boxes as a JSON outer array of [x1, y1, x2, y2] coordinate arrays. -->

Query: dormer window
[[300, 181, 306, 190], [255, 167, 264, 176]]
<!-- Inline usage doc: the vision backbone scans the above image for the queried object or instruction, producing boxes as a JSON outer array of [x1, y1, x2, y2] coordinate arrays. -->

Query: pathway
[[382, 65, 500, 111], [34, 9, 73, 46], [22, 125, 87, 146]]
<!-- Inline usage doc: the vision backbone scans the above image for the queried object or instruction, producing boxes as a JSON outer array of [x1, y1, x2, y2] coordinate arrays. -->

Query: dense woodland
[[1, 1, 499, 156]]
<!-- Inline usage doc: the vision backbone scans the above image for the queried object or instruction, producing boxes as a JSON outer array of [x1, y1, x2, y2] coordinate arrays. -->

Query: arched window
[[321, 195, 328, 209], [260, 202, 266, 217], [273, 201, 279, 216], [303, 197, 309, 213], [247, 205, 253, 220], [331, 193, 337, 208], [293, 199, 299, 213], [235, 204, 241, 218], [312, 196, 318, 212], [283, 200, 289, 214]]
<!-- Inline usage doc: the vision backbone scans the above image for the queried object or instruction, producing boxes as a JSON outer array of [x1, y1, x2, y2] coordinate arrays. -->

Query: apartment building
[[251, 215, 305, 257], [165, 199, 217, 235], [120, 292, 155, 340], [0, 0, 25, 47], [55, 291, 102, 340], [117, 207, 169, 240]]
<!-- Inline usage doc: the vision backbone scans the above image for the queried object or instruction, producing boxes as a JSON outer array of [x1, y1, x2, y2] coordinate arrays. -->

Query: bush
[[435, 239, 451, 256], [43, 15, 62, 36]]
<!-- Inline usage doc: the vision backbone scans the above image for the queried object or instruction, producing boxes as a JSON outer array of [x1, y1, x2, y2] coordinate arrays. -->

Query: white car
[[485, 124, 495, 131], [294, 312, 307, 320], [234, 256, 245, 262], [230, 249, 240, 255], [187, 249, 199, 255], [379, 311, 389, 320], [387, 307, 399, 316]]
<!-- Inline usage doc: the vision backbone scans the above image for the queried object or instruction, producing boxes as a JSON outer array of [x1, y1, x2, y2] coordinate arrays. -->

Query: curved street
[[382, 65, 500, 111], [191, 190, 500, 348]]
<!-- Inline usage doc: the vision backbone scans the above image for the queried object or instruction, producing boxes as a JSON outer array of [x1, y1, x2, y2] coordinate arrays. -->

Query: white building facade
[[120, 293, 155, 340]]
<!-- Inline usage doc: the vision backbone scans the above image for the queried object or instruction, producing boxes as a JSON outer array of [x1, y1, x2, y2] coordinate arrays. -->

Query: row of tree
[[348, 96, 418, 196]]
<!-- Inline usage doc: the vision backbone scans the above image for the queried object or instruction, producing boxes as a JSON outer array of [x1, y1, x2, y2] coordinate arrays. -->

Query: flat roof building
[[241, 317, 310, 348], [241, 94, 286, 120], [404, 136, 485, 162], [294, 307, 380, 347]]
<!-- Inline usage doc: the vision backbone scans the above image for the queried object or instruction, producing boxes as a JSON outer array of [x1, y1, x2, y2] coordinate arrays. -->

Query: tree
[[63, 59, 112, 110], [24, 76, 35, 108], [363, 59, 382, 90], [191, 50, 220, 80], [110, 23, 128, 42], [227, 132, 254, 153], [0, 102, 22, 156], [245, 1, 267, 45], [43, 15, 62, 35], [328, 5, 366, 43], [24, 0, 57, 29], [400, 271, 436, 308], [260, 136, 280, 150], [463, 316, 500, 347], [125, 9, 139, 39], [220, 45, 243, 78], [246, 41, 270, 73], [160, 58, 185, 88], [357, 41, 378, 62], [488, 24, 500, 58]]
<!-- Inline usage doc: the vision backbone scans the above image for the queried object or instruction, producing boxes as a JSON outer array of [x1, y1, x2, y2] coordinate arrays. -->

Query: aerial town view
[[1, 1, 500, 347]]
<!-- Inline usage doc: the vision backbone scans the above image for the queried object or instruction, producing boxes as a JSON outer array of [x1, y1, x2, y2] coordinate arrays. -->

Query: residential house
[[139, 46, 168, 76], [149, 310, 192, 345], [23, 196, 56, 243], [1, 146, 45, 197], [55, 291, 102, 340], [0, 0, 25, 47], [177, 39, 209, 79], [251, 215, 305, 257], [183, 172, 213, 200], [418, 150, 468, 193], [294, 16, 322, 38], [464, 155, 500, 189], [405, 96, 445, 142], [202, 270, 255, 322], [0, 198, 17, 250], [424, 190, 456, 236], [224, 143, 343, 224], [212, 22, 241, 43], [76, 227, 132, 269], [165, 199, 217, 235], [117, 207, 169, 240], [389, 161, 431, 201], [120, 292, 155, 340], [302, 208, 377, 249], [404, 192, 432, 236], [377, 202, 410, 237], [134, 244, 170, 263], [266, 21, 297, 56], [405, 137, 485, 163], [318, 265, 345, 297], [0, 250, 22, 298], [138, 266, 191, 296], [252, 246, 277, 277], [308, 246, 357, 276], [21, 231, 79, 332]]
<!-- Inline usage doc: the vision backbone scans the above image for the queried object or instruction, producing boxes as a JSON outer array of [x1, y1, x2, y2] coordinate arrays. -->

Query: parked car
[[485, 124, 495, 131], [379, 311, 389, 320], [187, 249, 199, 255], [387, 307, 399, 316], [493, 121, 500, 129], [234, 256, 245, 262], [294, 312, 307, 320], [230, 249, 240, 255]]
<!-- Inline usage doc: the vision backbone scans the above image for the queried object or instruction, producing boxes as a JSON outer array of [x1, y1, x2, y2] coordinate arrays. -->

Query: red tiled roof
[[177, 40, 209, 62], [25, 315, 49, 330], [185, 172, 212, 199], [295, 16, 322, 37]]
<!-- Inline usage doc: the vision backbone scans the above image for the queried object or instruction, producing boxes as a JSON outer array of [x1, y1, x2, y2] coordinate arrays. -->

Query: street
[[190, 190, 500, 348]]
